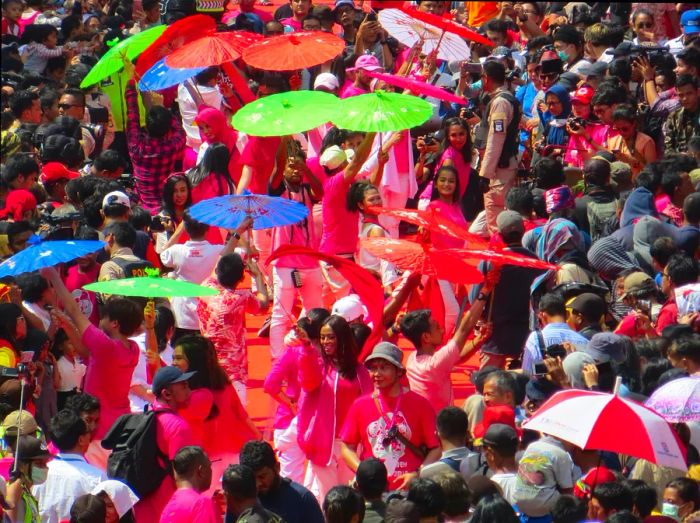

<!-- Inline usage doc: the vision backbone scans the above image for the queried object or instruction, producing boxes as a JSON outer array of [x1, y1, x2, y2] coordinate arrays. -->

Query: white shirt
[[521, 323, 589, 375], [176, 83, 224, 150], [22, 301, 50, 331], [128, 332, 173, 412], [491, 472, 518, 504], [56, 356, 86, 392], [33, 453, 107, 523], [160, 240, 225, 329]]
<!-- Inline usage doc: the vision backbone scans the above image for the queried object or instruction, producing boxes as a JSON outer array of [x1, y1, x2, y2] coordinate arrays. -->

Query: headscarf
[[531, 218, 587, 295], [545, 185, 575, 215], [562, 351, 596, 389], [0, 190, 37, 221], [538, 84, 572, 146], [587, 235, 638, 282], [91, 480, 139, 517], [630, 215, 678, 276], [194, 106, 237, 151], [620, 187, 659, 227]]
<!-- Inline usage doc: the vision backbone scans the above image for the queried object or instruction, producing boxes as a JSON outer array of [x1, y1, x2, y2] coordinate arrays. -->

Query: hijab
[[539, 84, 572, 146], [194, 107, 237, 151], [531, 218, 588, 295], [91, 480, 139, 517]]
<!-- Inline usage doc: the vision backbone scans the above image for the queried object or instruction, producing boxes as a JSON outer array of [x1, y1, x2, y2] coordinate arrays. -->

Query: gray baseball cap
[[364, 342, 404, 370]]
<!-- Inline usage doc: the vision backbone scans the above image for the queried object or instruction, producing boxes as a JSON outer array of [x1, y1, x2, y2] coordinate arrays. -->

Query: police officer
[[478, 61, 521, 236]]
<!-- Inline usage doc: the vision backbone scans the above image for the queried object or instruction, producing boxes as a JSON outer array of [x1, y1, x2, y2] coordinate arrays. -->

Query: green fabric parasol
[[80, 25, 167, 88], [231, 90, 341, 136], [83, 276, 218, 298], [332, 91, 433, 132]]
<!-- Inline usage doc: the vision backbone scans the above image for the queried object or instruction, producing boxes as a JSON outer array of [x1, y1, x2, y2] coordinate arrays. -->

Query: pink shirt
[[159, 488, 220, 523], [177, 388, 214, 446], [438, 146, 470, 199], [319, 174, 358, 255], [406, 340, 460, 412], [270, 183, 318, 269], [81, 325, 139, 439], [427, 200, 467, 250], [204, 385, 256, 454], [240, 136, 282, 194], [339, 83, 369, 99], [64, 264, 101, 326], [264, 344, 302, 430], [136, 400, 195, 522], [280, 16, 302, 32]]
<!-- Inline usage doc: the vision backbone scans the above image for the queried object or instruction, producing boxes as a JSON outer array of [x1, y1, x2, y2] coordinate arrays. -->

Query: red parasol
[[368, 206, 489, 249], [135, 14, 216, 77], [443, 248, 559, 271], [399, 6, 495, 47], [242, 31, 345, 71], [361, 238, 484, 284], [165, 31, 263, 69], [365, 70, 467, 105], [266, 245, 384, 359]]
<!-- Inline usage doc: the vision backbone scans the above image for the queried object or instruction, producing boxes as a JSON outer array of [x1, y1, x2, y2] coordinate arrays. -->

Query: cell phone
[[534, 362, 548, 375], [291, 269, 302, 288], [544, 344, 567, 360]]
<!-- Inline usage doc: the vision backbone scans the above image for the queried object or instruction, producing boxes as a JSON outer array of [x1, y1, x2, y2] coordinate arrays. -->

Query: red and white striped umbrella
[[522, 388, 687, 471]]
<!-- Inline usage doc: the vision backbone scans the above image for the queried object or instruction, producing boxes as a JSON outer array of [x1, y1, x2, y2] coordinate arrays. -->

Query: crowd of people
[[1, 0, 700, 522]]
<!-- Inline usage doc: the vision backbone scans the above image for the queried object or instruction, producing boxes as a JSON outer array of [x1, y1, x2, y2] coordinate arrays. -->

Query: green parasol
[[80, 25, 167, 88], [332, 90, 433, 132], [83, 272, 219, 298], [231, 90, 341, 136]]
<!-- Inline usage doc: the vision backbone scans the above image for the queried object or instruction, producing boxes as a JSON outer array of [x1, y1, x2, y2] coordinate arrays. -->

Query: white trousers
[[303, 438, 354, 505], [273, 418, 306, 485]]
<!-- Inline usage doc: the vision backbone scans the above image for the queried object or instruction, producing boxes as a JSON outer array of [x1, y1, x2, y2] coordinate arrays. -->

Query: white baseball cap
[[314, 72, 339, 92], [102, 191, 130, 209], [332, 294, 367, 322], [320, 145, 348, 170]]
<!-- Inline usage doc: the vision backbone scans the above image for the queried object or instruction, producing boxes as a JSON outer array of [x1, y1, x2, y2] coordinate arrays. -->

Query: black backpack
[[101, 407, 171, 498], [110, 256, 154, 279]]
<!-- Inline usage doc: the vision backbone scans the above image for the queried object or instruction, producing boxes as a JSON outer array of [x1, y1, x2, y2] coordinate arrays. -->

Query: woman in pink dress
[[194, 106, 242, 185], [427, 166, 468, 336], [187, 143, 237, 203]]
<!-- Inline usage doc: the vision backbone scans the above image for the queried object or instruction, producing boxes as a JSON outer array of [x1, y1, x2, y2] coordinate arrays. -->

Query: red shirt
[[341, 390, 439, 489], [240, 136, 282, 194]]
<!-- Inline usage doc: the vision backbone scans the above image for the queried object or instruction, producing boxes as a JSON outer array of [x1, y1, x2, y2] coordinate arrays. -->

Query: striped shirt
[[521, 323, 589, 374]]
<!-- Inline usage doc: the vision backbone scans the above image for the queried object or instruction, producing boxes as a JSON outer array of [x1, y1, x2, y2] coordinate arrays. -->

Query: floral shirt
[[196, 277, 261, 384]]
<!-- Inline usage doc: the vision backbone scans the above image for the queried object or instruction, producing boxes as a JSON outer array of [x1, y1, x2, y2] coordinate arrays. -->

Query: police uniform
[[479, 87, 520, 235]]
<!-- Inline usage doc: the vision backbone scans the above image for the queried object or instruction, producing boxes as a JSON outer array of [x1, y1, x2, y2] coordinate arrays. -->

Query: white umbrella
[[378, 8, 471, 63], [522, 384, 688, 471]]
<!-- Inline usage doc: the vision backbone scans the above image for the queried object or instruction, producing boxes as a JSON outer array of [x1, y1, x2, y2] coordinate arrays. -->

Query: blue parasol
[[138, 57, 205, 92], [0, 239, 105, 277], [188, 194, 309, 231]]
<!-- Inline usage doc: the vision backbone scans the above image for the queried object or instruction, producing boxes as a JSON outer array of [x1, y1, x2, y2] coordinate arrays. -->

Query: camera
[[150, 215, 167, 233], [39, 210, 83, 241], [461, 62, 483, 75], [81, 122, 105, 140], [118, 173, 135, 190], [544, 343, 567, 360], [0, 364, 28, 378], [382, 425, 400, 447], [425, 129, 444, 145], [506, 68, 522, 81], [567, 116, 586, 130]]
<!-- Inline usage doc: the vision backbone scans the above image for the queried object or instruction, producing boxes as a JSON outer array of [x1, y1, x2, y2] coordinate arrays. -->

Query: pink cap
[[571, 85, 594, 105], [348, 54, 383, 73]]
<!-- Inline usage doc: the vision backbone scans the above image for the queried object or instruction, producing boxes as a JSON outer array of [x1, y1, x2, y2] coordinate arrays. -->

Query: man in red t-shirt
[[340, 342, 441, 491]]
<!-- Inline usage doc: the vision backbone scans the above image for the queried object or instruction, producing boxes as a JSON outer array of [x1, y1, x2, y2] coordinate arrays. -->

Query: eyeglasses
[[58, 103, 82, 110], [637, 22, 654, 29]]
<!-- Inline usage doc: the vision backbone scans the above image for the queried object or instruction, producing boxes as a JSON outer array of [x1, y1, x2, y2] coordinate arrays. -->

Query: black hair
[[350, 322, 371, 353], [470, 494, 519, 523], [666, 477, 699, 507], [222, 464, 257, 501], [0, 303, 23, 350], [608, 59, 632, 85], [553, 24, 582, 47], [162, 174, 192, 219], [297, 308, 330, 342], [442, 117, 472, 164], [400, 309, 432, 349], [526, 35, 553, 55], [634, 165, 663, 193], [539, 293, 566, 316], [670, 334, 700, 367], [172, 445, 209, 477], [103, 221, 136, 249], [41, 135, 84, 167], [302, 14, 321, 26], [64, 392, 100, 415], [69, 494, 106, 523], [64, 63, 91, 88], [407, 478, 445, 518], [323, 486, 365, 523], [483, 60, 506, 84], [129, 205, 151, 231], [641, 357, 673, 396], [61, 15, 82, 40], [103, 298, 143, 336], [174, 335, 229, 391], [676, 73, 698, 90], [50, 409, 88, 452], [182, 210, 208, 239], [239, 440, 277, 472], [678, 47, 700, 74], [551, 494, 587, 523], [591, 85, 627, 107], [194, 66, 219, 86], [660, 170, 684, 200], [533, 157, 565, 190], [93, 150, 124, 174], [142, 0, 158, 10], [9, 90, 38, 119], [650, 237, 678, 267], [612, 103, 637, 124], [660, 153, 697, 175], [591, 482, 634, 513], [505, 186, 534, 216], [666, 253, 699, 287], [145, 106, 172, 138], [346, 180, 378, 213], [436, 406, 468, 442], [684, 192, 700, 223], [2, 154, 39, 184], [39, 88, 60, 114], [584, 158, 611, 188], [16, 273, 49, 304], [355, 458, 387, 499], [621, 479, 657, 518], [605, 511, 641, 523], [153, 305, 175, 354], [634, 338, 666, 361], [19, 23, 57, 45], [61, 88, 86, 108], [484, 19, 508, 36], [320, 315, 359, 380], [188, 143, 234, 194], [6, 221, 34, 248], [431, 165, 461, 203], [216, 253, 245, 288]]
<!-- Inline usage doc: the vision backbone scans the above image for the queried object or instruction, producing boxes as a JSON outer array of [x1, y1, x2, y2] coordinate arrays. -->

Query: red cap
[[40, 162, 79, 184], [473, 405, 518, 440], [571, 85, 594, 105], [573, 466, 617, 498]]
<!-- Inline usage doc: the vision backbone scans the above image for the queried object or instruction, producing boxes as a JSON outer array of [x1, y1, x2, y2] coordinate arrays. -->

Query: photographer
[[564, 86, 607, 169], [534, 84, 571, 161]]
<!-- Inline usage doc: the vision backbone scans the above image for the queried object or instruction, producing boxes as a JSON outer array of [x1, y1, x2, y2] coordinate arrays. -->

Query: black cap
[[385, 499, 420, 523], [152, 367, 196, 397], [605, 41, 634, 57], [578, 60, 608, 78], [356, 458, 388, 494], [15, 435, 52, 461], [525, 377, 560, 402], [569, 293, 606, 322], [482, 423, 519, 451]]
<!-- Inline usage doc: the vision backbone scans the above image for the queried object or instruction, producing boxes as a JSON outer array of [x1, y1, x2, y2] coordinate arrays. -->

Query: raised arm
[[344, 131, 377, 182], [41, 267, 91, 336]]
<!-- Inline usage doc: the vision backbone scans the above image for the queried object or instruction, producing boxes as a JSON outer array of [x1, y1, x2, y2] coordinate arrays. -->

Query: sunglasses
[[636, 22, 654, 29], [58, 103, 82, 110]]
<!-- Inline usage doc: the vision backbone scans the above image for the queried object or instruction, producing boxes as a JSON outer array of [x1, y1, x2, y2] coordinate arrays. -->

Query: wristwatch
[[232, 232, 241, 240], [477, 293, 489, 302]]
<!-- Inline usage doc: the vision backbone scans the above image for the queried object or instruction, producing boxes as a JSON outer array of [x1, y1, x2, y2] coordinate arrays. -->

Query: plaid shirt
[[125, 83, 185, 212]]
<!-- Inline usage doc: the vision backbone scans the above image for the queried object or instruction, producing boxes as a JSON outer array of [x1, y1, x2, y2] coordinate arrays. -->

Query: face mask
[[662, 502, 680, 521], [558, 50, 569, 62], [30, 465, 48, 485]]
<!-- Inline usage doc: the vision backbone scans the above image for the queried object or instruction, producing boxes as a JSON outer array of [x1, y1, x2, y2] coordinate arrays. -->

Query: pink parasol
[[364, 70, 467, 105]]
